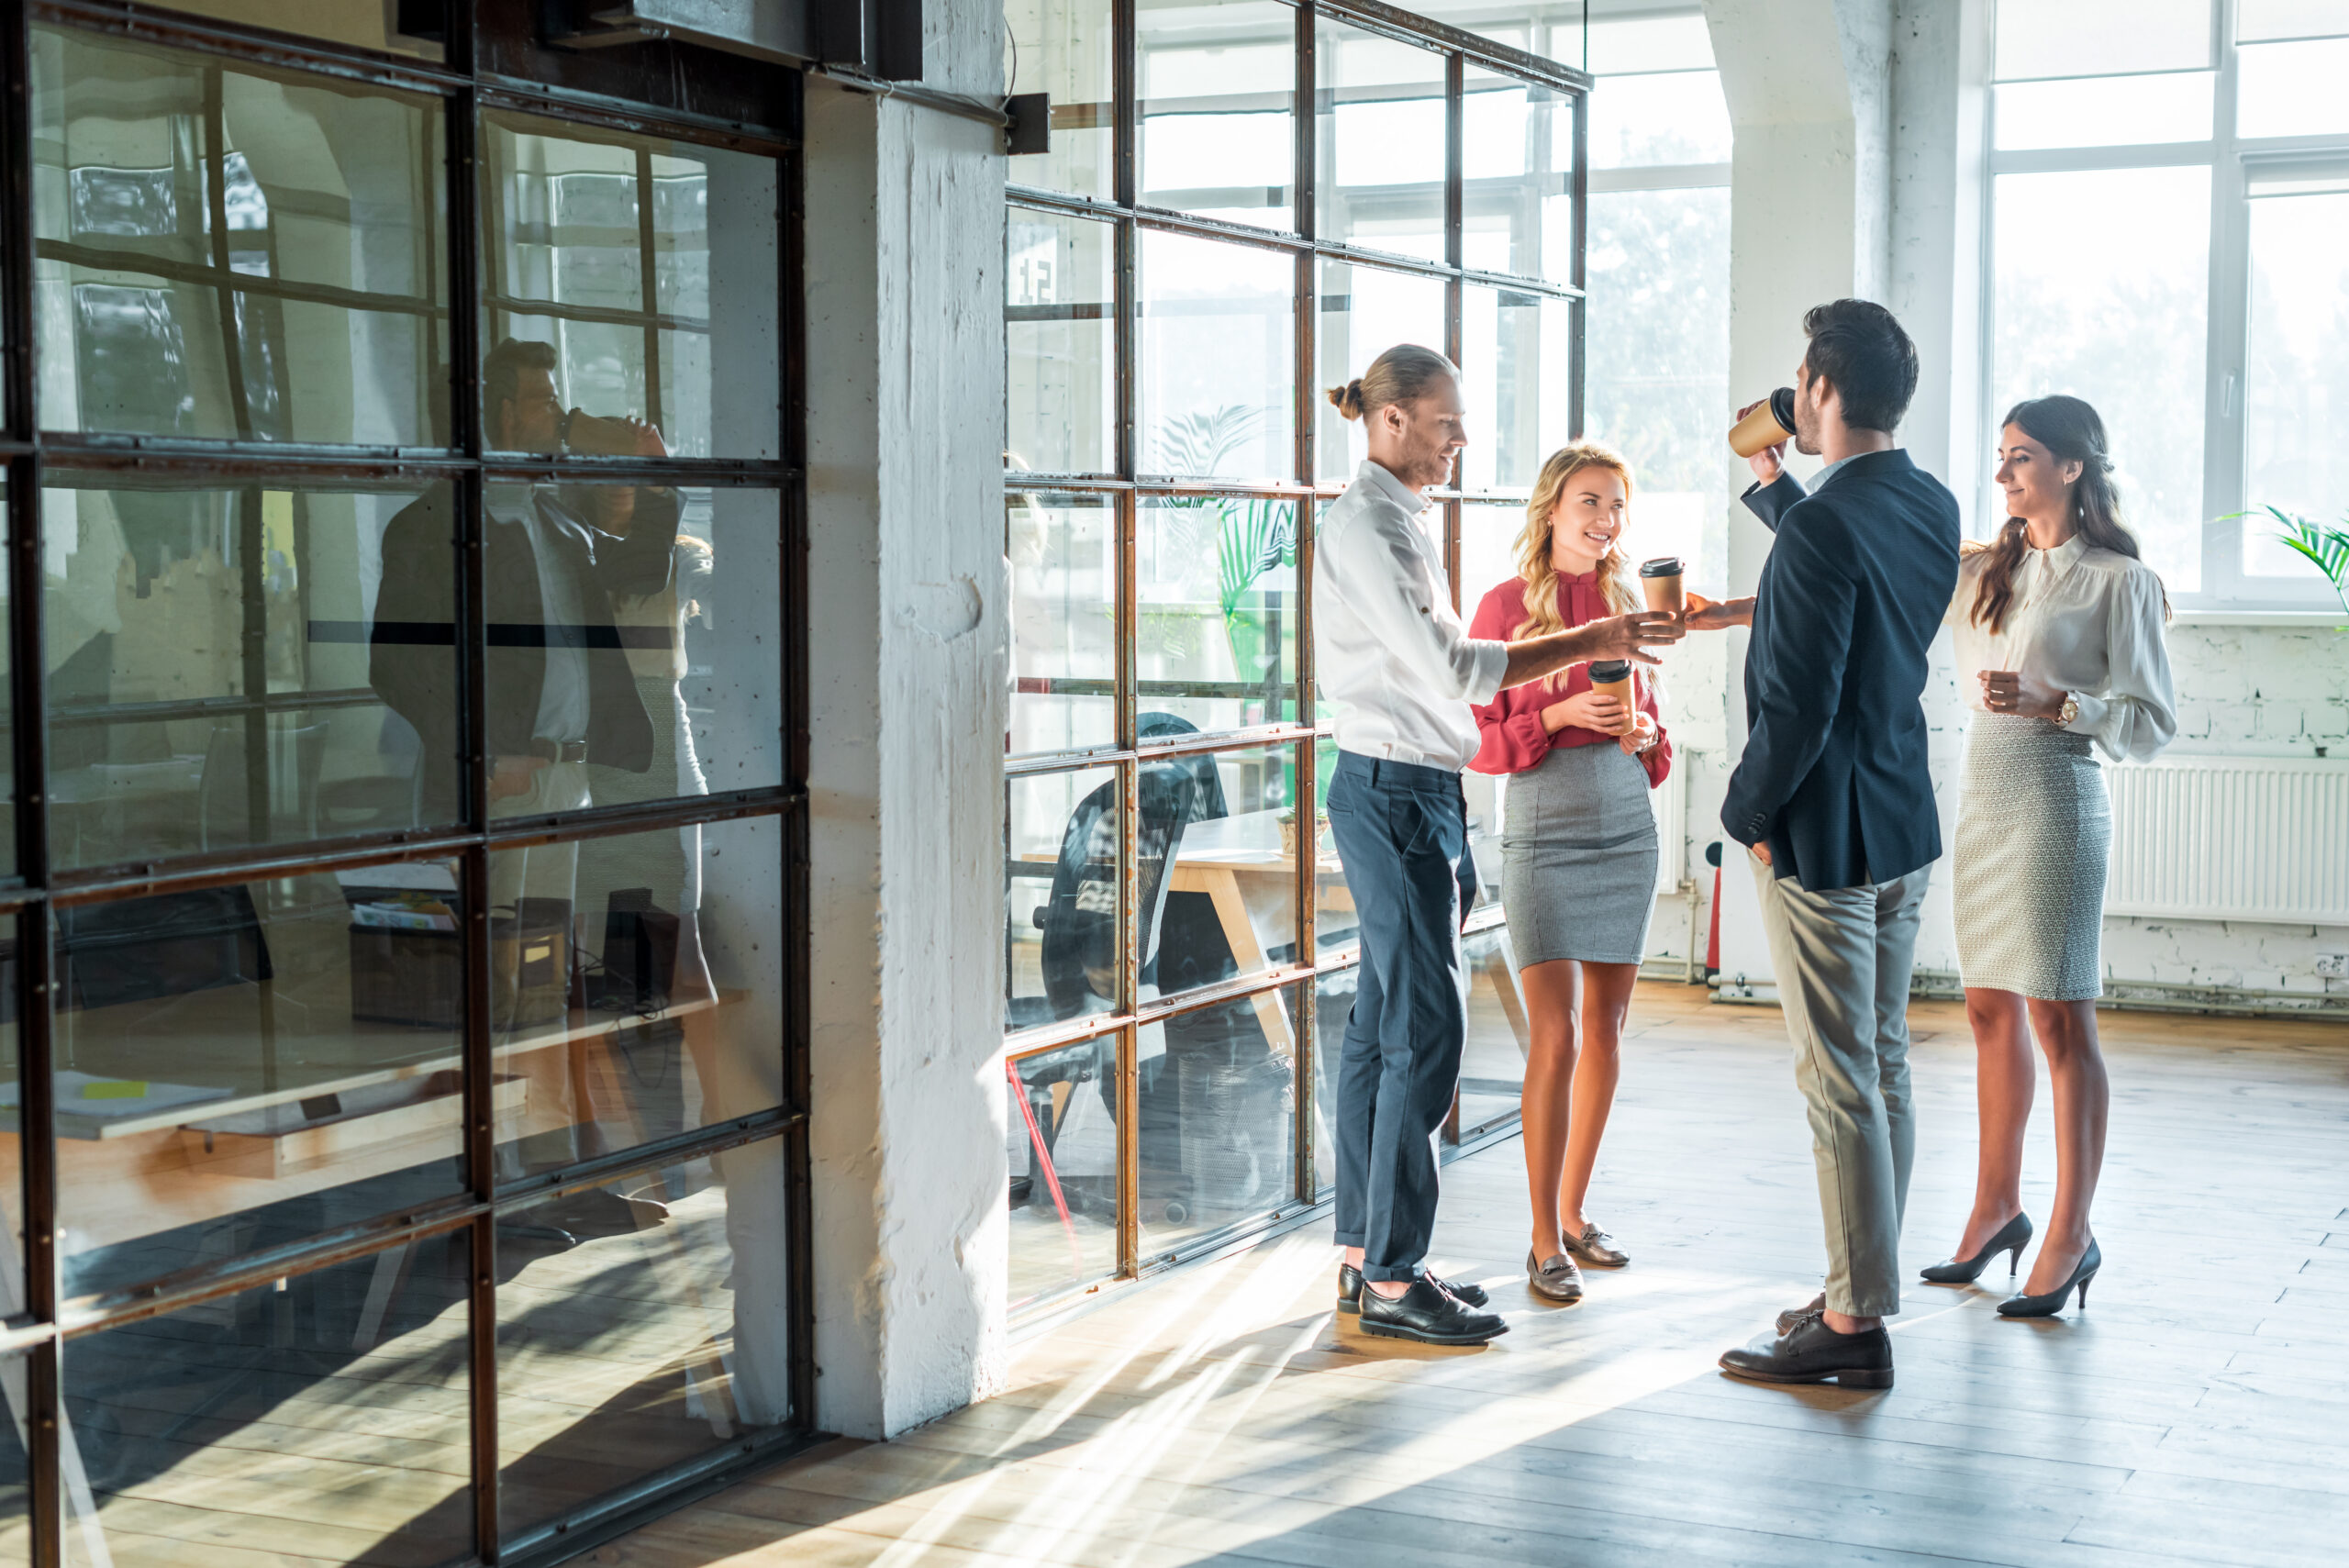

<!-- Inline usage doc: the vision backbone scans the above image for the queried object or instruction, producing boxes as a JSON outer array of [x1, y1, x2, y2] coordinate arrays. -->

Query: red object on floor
[[1007, 1058, 1085, 1272], [1707, 862, 1722, 975]]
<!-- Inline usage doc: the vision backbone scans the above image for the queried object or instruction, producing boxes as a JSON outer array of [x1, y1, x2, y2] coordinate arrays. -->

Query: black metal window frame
[[0, 3, 814, 1562], [1005, 0, 1588, 1307]]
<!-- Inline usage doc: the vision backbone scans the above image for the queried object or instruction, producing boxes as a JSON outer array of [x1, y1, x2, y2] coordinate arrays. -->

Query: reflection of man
[[372, 338, 676, 1167], [1711, 301, 1959, 1392]]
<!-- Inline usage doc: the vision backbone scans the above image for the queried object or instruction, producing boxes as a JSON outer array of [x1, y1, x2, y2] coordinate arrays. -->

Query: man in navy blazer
[[1705, 300, 1960, 1392]]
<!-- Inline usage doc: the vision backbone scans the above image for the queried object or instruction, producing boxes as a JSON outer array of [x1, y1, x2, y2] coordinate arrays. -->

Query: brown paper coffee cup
[[1729, 387, 1798, 458], [1588, 659, 1635, 734], [1638, 555, 1684, 615]]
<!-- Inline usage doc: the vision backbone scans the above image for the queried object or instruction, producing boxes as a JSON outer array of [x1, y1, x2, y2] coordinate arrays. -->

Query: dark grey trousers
[[1327, 751, 1476, 1284]]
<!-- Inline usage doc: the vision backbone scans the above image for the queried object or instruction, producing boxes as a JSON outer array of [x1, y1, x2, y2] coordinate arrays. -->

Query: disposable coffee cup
[[1639, 555, 1685, 615], [560, 406, 640, 456], [1588, 659, 1635, 734], [1729, 387, 1798, 458]]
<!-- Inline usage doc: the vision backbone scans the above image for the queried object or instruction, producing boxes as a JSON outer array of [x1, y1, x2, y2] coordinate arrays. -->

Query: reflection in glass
[[1317, 19, 1446, 262], [30, 28, 446, 445], [483, 112, 779, 461], [1464, 65, 1575, 284], [1991, 166, 2208, 592], [1308, 963, 1353, 1191], [1006, 1040, 1119, 1309], [2244, 183, 2349, 577], [1460, 287, 1574, 493], [1006, 766, 1120, 1032], [1309, 738, 1363, 955], [59, 1258, 469, 1567], [1139, 230, 1294, 480], [1457, 923, 1530, 1134], [1138, 985, 1298, 1254], [0, 484, 10, 875], [1139, 0, 1297, 228], [1008, 208, 1115, 474], [44, 475, 455, 869], [499, 1139, 790, 1540], [50, 863, 465, 1302], [143, 1, 447, 61], [1138, 744, 1302, 1006], [0, 1355, 19, 1561], [1316, 260, 1448, 483], [486, 817, 784, 1184], [1008, 490, 1117, 755], [1004, 0, 1116, 200], [1137, 497, 1296, 733]]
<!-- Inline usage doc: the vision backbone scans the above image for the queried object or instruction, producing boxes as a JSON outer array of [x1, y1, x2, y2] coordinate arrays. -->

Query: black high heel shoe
[[1920, 1211, 2033, 1284], [1998, 1238, 2100, 1318]]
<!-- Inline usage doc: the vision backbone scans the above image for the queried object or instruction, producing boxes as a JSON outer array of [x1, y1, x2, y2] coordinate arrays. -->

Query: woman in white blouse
[[1923, 395, 2176, 1318]]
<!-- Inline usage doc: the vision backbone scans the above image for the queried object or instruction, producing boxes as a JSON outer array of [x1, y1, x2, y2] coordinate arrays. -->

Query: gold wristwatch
[[2055, 691, 2079, 728]]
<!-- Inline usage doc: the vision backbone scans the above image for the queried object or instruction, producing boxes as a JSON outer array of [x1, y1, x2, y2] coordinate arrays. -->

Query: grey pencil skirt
[[1952, 712, 2110, 1001], [1499, 741, 1660, 968]]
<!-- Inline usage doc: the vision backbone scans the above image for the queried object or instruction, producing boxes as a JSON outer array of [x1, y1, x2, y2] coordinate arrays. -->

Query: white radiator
[[2105, 756, 2349, 925]]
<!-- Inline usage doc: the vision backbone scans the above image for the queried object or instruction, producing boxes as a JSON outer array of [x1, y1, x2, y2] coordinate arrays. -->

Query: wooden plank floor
[[592, 985, 2349, 1568]]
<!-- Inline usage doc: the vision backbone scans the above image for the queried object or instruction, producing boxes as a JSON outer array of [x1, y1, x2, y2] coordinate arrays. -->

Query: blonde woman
[[1468, 444, 1670, 1304]]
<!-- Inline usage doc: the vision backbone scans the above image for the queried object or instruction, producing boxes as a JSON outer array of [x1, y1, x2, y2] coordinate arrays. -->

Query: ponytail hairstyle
[[1514, 443, 1643, 693], [1326, 343, 1460, 423], [1970, 394, 2168, 633]]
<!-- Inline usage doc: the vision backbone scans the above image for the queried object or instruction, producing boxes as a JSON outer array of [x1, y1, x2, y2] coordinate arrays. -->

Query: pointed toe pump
[[1920, 1211, 2034, 1285], [1998, 1239, 2101, 1318]]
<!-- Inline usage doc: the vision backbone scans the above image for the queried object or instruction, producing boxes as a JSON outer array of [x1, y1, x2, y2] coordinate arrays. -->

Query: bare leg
[[1954, 986, 2033, 1260], [1558, 961, 1635, 1237], [1518, 959, 1583, 1260], [2021, 998, 2107, 1295]]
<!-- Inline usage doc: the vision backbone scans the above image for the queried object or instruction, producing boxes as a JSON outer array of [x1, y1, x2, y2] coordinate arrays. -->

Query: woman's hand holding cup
[[1543, 690, 1631, 737], [1618, 710, 1658, 755], [1978, 668, 2066, 720]]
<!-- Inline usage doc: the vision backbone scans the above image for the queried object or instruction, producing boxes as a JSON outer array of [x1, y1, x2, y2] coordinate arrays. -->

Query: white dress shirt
[[1314, 461, 1508, 771], [1945, 532, 2176, 763]]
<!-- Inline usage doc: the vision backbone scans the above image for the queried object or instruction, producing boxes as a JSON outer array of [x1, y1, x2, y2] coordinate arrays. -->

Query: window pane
[[1457, 923, 1527, 1134], [1460, 286, 1575, 493], [1317, 20, 1446, 262], [0, 1354, 20, 1562], [1137, 497, 1297, 734], [1317, 260, 1448, 484], [483, 113, 779, 461], [1586, 184, 1732, 595], [473, 483, 781, 813], [499, 1137, 791, 1540], [1008, 765, 1120, 1032], [486, 816, 784, 1184], [51, 862, 465, 1302], [2239, 39, 2349, 137], [1402, 0, 1584, 68], [61, 1257, 469, 1567], [1147, 743, 1302, 1004], [0, 484, 10, 877], [1007, 1038, 1120, 1309], [44, 475, 456, 871], [1005, 0, 1115, 201], [1993, 72, 2215, 149], [1138, 984, 1299, 1256], [1008, 489, 1118, 756], [145, 1, 447, 61], [1465, 66, 1575, 286], [2244, 187, 2349, 576], [1586, 71, 1731, 169], [2239, 0, 2349, 40], [1138, 230, 1294, 481], [1308, 736, 1362, 957], [1008, 207, 1115, 475], [1139, 0, 1297, 229], [1589, 13, 1713, 73], [1990, 166, 2208, 592], [1993, 0, 2213, 81], [31, 28, 446, 445]]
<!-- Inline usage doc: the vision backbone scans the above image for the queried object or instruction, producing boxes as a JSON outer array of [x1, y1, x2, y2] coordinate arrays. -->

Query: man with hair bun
[[1315, 343, 1682, 1345]]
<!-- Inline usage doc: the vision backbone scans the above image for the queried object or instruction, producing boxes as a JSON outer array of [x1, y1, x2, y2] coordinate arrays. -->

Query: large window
[[1987, 0, 2349, 606], [1002, 0, 1587, 1312], [0, 7, 807, 1563]]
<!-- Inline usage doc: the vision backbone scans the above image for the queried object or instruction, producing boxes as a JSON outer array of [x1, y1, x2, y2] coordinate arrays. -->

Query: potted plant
[[2253, 505, 2349, 623]]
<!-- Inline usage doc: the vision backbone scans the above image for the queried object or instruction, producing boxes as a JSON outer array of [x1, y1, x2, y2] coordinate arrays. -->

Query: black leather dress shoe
[[1776, 1292, 1826, 1336], [1720, 1313, 1893, 1389], [1337, 1263, 1489, 1315], [1356, 1278, 1509, 1345]]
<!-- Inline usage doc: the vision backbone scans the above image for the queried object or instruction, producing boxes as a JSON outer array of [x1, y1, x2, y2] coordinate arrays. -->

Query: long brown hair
[[1326, 343, 1458, 421], [1970, 395, 2166, 632], [1514, 444, 1642, 692]]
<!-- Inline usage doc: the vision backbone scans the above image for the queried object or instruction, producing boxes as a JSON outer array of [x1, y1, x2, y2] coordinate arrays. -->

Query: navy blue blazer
[[1721, 450, 1961, 891]]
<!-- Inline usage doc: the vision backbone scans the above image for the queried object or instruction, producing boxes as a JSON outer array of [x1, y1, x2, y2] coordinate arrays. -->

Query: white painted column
[[802, 0, 1011, 1439]]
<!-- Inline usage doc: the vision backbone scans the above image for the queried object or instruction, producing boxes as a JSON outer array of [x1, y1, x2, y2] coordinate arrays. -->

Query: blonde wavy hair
[[1514, 443, 1642, 690]]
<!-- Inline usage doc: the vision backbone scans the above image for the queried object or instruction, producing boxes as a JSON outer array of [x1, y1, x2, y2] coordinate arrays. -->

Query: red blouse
[[1466, 571, 1673, 788]]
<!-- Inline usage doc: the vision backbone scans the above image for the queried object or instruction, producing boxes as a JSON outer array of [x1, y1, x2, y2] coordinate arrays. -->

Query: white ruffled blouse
[[1944, 533, 2177, 764]]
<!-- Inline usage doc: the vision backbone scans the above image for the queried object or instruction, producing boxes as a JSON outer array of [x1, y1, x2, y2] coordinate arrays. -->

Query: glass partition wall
[[0, 6, 807, 1564], [1004, 0, 1587, 1314]]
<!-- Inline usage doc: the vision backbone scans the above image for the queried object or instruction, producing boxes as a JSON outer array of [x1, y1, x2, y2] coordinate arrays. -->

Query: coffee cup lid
[[1638, 556, 1683, 577], [1589, 659, 1631, 682]]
